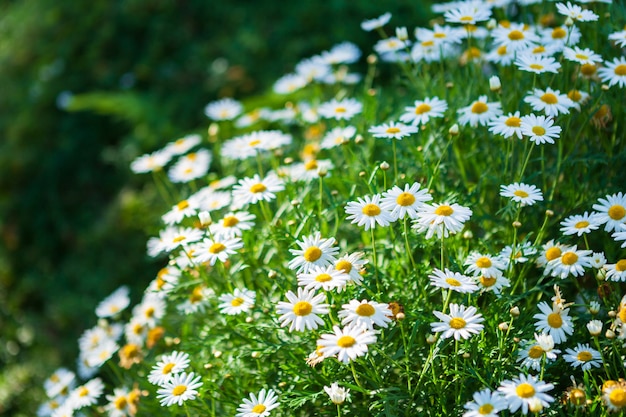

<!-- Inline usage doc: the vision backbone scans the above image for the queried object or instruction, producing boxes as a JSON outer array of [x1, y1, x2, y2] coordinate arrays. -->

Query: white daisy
[[324, 382, 350, 405], [345, 194, 393, 230], [463, 388, 508, 417], [515, 53, 561, 74], [590, 252, 607, 269], [563, 46, 603, 65], [156, 372, 203, 407], [517, 333, 560, 371], [533, 301, 574, 344], [321, 41, 361, 65], [273, 73, 308, 94], [320, 126, 357, 149], [276, 288, 329, 332], [399, 97, 448, 126], [497, 374, 554, 415], [132, 293, 167, 327], [593, 192, 626, 232], [210, 211, 256, 239], [162, 134, 201, 157], [288, 232, 339, 274], [613, 224, 626, 248], [317, 98, 362, 120], [560, 212, 601, 236], [413, 202, 473, 239], [192, 236, 243, 266], [361, 12, 392, 32], [563, 344, 602, 371], [162, 198, 199, 225], [235, 388, 280, 417], [609, 28, 626, 48], [499, 242, 537, 266], [465, 253, 507, 278], [204, 98, 243, 121], [66, 377, 104, 410], [444, 4, 491, 25], [488, 111, 524, 139], [333, 252, 368, 285], [167, 149, 212, 183], [44, 368, 75, 398], [524, 88, 574, 117], [317, 325, 377, 363], [232, 174, 285, 207], [566, 89, 590, 112], [430, 303, 484, 340], [104, 387, 133, 417], [556, 1, 598, 22], [429, 268, 478, 293], [548, 246, 592, 279], [368, 121, 417, 140], [475, 274, 510, 295], [177, 285, 214, 315], [457, 95, 503, 127], [598, 57, 626, 88], [297, 265, 349, 293], [380, 182, 432, 221], [130, 150, 171, 174], [338, 299, 393, 330], [520, 114, 561, 145], [605, 259, 626, 282], [374, 37, 408, 55], [500, 183, 544, 206], [603, 382, 626, 413], [148, 351, 191, 386], [218, 288, 256, 315], [95, 286, 130, 318]]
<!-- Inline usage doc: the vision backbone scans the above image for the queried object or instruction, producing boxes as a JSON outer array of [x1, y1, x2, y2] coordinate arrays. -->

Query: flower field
[[40, 1, 626, 416]]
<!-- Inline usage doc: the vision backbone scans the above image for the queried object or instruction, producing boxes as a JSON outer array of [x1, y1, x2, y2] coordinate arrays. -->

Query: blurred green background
[[0, 0, 431, 414]]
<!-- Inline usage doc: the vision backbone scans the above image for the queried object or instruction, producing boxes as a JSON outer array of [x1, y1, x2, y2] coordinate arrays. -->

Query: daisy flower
[[492, 22, 540, 52], [590, 252, 607, 269], [548, 246, 592, 279], [563, 344, 602, 371], [334, 252, 368, 285], [499, 242, 537, 266], [168, 149, 212, 183], [324, 382, 350, 405], [276, 288, 329, 332], [361, 12, 391, 32], [210, 211, 256, 239], [44, 368, 75, 398], [374, 37, 408, 55], [431, 303, 484, 340], [613, 224, 626, 248], [288, 232, 339, 273], [148, 351, 191, 386], [497, 374, 554, 415], [540, 25, 581, 51], [177, 285, 214, 315], [559, 212, 601, 236], [429, 268, 478, 293], [520, 114, 561, 144], [563, 46, 603, 65], [317, 98, 362, 120], [524, 88, 574, 117], [297, 265, 350, 293], [517, 333, 560, 371], [232, 174, 285, 206], [273, 73, 307, 94], [152, 225, 203, 255], [380, 182, 432, 221], [204, 98, 243, 121], [321, 41, 361, 65], [95, 286, 130, 318], [130, 150, 171, 174], [413, 202, 473, 239], [593, 192, 626, 232], [457, 95, 503, 127], [368, 121, 417, 140], [317, 325, 377, 363], [84, 338, 119, 368], [345, 194, 393, 231], [104, 387, 134, 417], [235, 388, 280, 417], [556, 2, 599, 22], [465, 253, 507, 278], [475, 274, 510, 295], [399, 97, 448, 126], [156, 372, 203, 407], [463, 388, 508, 417], [486, 44, 515, 66], [515, 53, 561, 74], [488, 111, 524, 139], [338, 299, 393, 330], [162, 198, 199, 225], [66, 377, 104, 410], [609, 28, 626, 48], [603, 381, 626, 413], [566, 89, 590, 112], [218, 288, 256, 315], [443, 4, 491, 25], [162, 134, 201, 157], [598, 57, 626, 88], [500, 183, 543, 206], [320, 126, 356, 149], [533, 301, 574, 344], [287, 158, 334, 182], [192, 236, 243, 266], [132, 293, 166, 327], [605, 258, 626, 282]]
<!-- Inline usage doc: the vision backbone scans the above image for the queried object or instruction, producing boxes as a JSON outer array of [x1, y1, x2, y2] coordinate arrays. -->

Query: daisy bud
[[426, 334, 437, 344], [396, 26, 408, 41], [359, 171, 366, 177], [462, 352, 470, 359], [568, 388, 586, 407], [317, 167, 328, 177], [565, 16, 574, 26], [545, 209, 554, 217], [208, 122, 219, 138], [367, 54, 377, 65], [278, 381, 287, 388], [251, 351, 261, 359], [331, 190, 339, 196], [513, 337, 520, 343], [587, 320, 603, 336], [268, 270, 278, 279], [245, 316, 253, 323], [498, 322, 509, 331], [489, 75, 501, 92], [204, 363, 213, 369], [213, 350, 222, 358], [528, 397, 544, 413], [486, 18, 497, 30], [463, 230, 473, 239], [198, 211, 212, 226], [355, 134, 364, 144], [290, 199, 300, 207], [380, 161, 390, 171], [606, 329, 616, 339], [445, 82, 454, 89], [512, 221, 522, 228], [283, 157, 293, 164], [367, 88, 377, 97], [510, 306, 520, 317], [324, 382, 350, 405], [609, 310, 616, 318], [396, 312, 406, 320], [449, 124, 459, 136], [601, 84, 610, 91], [589, 301, 601, 315], [597, 269, 607, 281], [287, 220, 296, 227]]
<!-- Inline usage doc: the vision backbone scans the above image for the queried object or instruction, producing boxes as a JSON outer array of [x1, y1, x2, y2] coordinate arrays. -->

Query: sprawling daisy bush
[[41, 1, 626, 416]]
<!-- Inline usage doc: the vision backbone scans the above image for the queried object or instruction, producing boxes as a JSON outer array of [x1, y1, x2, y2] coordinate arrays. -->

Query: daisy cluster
[[39, 0, 626, 416]]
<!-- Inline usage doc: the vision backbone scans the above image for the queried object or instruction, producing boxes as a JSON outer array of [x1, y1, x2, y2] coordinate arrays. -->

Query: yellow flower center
[[475, 257, 492, 268], [547, 312, 563, 328], [533, 45, 546, 54], [532, 126, 546, 136], [50, 374, 60, 383], [249, 183, 267, 193], [471, 102, 488, 114], [529, 64, 544, 70], [186, 152, 197, 161], [252, 404, 267, 414], [415, 103, 432, 114], [303, 246, 322, 262], [540, 93, 558, 104], [528, 345, 544, 359], [176, 200, 189, 210], [545, 247, 562, 261], [223, 216, 239, 227], [362, 203, 381, 216], [449, 317, 466, 329], [608, 204, 626, 220], [145, 307, 155, 318], [293, 301, 312, 316], [396, 192, 416, 206], [460, 16, 473, 22], [190, 286, 204, 303], [304, 160, 318, 171], [505, 116, 521, 127], [552, 27, 567, 39], [356, 304, 376, 316], [209, 243, 226, 254], [315, 273, 332, 282], [335, 260, 352, 274], [78, 387, 89, 397], [248, 139, 261, 147], [231, 297, 244, 307], [575, 53, 589, 60], [508, 30, 524, 40], [479, 276, 496, 287], [422, 40, 435, 47], [162, 363, 175, 374], [445, 278, 461, 287], [615, 65, 626, 76], [115, 397, 128, 410], [516, 383, 536, 398], [497, 45, 507, 55], [569, 388, 586, 406], [577, 351, 592, 362], [172, 385, 187, 396], [616, 259, 626, 272], [172, 235, 187, 243], [386, 127, 401, 134], [619, 308, 626, 323], [610, 388, 626, 407], [574, 220, 589, 229], [434, 205, 453, 216], [337, 335, 356, 348], [478, 404, 494, 415], [514, 190, 529, 198], [568, 90, 582, 102], [335, 106, 347, 113], [434, 32, 446, 39], [561, 252, 578, 265], [581, 63, 597, 76]]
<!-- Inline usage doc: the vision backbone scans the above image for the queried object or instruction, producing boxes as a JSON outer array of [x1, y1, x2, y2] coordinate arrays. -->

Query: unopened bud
[[380, 161, 390, 171], [359, 171, 366, 178], [587, 320, 602, 336], [268, 270, 278, 279], [251, 351, 261, 359], [291, 199, 300, 207], [512, 221, 522, 228], [367, 54, 377, 65], [449, 124, 459, 136], [204, 363, 213, 369], [278, 381, 287, 388], [245, 316, 253, 323], [601, 84, 610, 91], [355, 134, 364, 144], [445, 82, 454, 89], [367, 88, 377, 96], [317, 167, 328, 177], [426, 334, 437, 344], [545, 209, 554, 217], [463, 230, 473, 239], [486, 18, 497, 30], [498, 322, 509, 331], [606, 329, 616, 339], [396, 26, 409, 41], [396, 312, 406, 321], [489, 75, 501, 92], [284, 157, 294, 164], [208, 123, 219, 138], [510, 306, 520, 317], [528, 398, 544, 413], [565, 16, 574, 26], [608, 310, 616, 318], [213, 350, 223, 358], [198, 211, 212, 226], [462, 352, 470, 359]]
